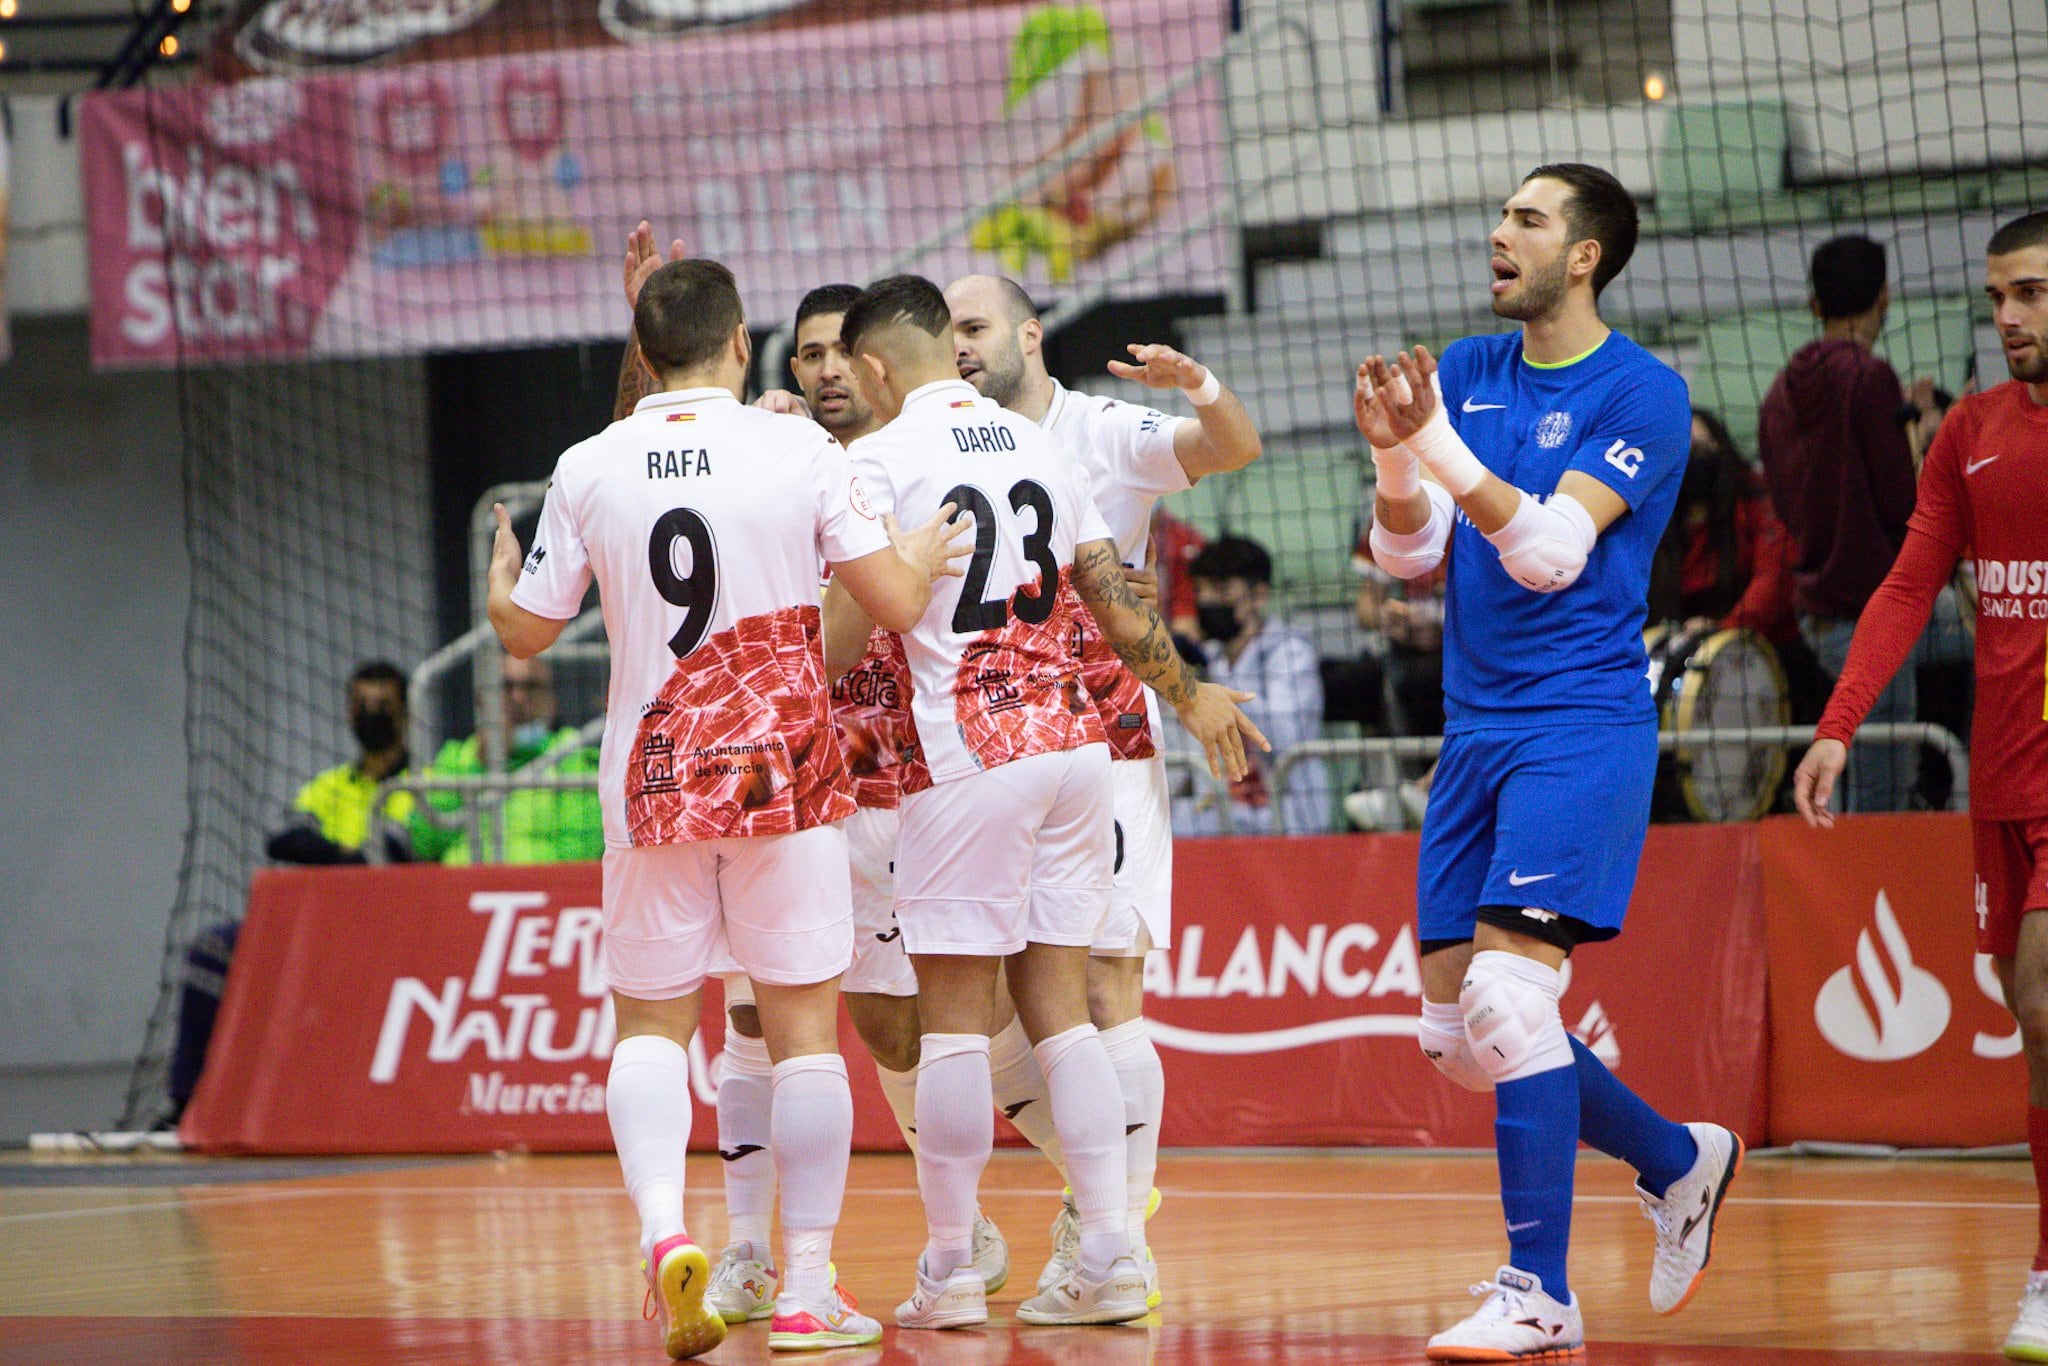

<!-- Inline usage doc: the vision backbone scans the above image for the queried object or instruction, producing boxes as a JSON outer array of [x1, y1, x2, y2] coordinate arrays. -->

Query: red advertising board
[[183, 827, 1772, 1154], [1760, 813, 2026, 1147], [1146, 826, 1770, 1149]]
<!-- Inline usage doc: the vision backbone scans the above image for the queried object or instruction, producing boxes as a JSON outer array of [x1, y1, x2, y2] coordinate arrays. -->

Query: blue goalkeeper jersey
[[1434, 329, 1691, 731]]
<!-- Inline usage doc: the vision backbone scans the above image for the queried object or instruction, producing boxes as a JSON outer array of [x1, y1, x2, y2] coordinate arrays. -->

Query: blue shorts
[[1416, 720, 1658, 946]]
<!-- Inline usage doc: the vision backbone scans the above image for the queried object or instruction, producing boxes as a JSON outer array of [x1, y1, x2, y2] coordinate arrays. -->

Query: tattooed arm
[[1071, 537, 1267, 782]]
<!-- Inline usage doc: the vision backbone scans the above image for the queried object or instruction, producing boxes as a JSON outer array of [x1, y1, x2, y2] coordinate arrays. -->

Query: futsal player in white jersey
[[828, 275, 1266, 1330], [485, 259, 969, 1358], [945, 273, 1262, 1297]]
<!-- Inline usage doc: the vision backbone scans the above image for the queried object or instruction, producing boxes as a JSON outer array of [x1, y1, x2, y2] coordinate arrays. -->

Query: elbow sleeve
[[1370, 481, 1455, 580], [1485, 490, 1597, 593]]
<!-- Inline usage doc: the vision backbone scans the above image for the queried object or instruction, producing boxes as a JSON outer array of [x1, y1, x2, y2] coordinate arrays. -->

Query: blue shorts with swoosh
[[1415, 719, 1659, 946]]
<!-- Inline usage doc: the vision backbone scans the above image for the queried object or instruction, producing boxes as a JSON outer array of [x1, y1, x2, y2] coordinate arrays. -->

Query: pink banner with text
[[83, 0, 1230, 368]]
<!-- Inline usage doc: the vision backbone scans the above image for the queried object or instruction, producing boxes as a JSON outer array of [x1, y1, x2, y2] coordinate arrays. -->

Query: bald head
[[945, 273, 1047, 410]]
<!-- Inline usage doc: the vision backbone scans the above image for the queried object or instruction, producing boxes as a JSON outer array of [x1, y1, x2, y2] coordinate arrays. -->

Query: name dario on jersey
[[952, 424, 1017, 453], [648, 449, 712, 478]]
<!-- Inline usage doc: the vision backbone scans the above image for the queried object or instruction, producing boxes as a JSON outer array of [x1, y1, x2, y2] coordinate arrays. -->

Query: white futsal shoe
[[1016, 1254, 1150, 1325], [1036, 1191, 1081, 1293], [1036, 1186, 1162, 1297], [1426, 1266, 1583, 1361], [705, 1241, 778, 1324], [1638, 1121, 1744, 1314], [2006, 1275, 2048, 1361], [895, 1256, 988, 1330], [971, 1207, 1010, 1294]]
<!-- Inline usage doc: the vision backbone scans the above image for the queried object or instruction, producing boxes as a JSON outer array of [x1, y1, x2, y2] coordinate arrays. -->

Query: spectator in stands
[[1170, 536, 1331, 834], [1758, 234, 1923, 811], [264, 660, 416, 865], [171, 660, 417, 1124], [1649, 408, 1798, 648], [412, 653, 604, 864], [1341, 530, 1446, 832]]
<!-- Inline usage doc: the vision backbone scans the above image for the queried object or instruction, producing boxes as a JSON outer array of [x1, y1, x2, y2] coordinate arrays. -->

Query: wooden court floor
[[0, 1147, 2031, 1363]]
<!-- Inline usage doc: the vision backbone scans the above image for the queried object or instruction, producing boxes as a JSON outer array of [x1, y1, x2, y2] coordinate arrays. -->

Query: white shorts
[[1094, 753, 1173, 957], [895, 744, 1113, 957], [601, 824, 854, 998], [844, 804, 917, 997]]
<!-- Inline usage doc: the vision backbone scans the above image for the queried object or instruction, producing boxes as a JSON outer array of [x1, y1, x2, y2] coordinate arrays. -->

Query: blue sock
[[1493, 1065, 1578, 1298], [1570, 1036, 1698, 1198]]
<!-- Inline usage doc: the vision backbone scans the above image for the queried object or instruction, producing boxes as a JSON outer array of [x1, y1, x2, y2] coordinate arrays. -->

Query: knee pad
[[1417, 1001, 1494, 1093], [1459, 950, 1574, 1084]]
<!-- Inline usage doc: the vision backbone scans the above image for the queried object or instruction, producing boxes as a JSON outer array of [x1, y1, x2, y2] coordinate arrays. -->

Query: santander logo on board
[[1814, 891, 1951, 1061]]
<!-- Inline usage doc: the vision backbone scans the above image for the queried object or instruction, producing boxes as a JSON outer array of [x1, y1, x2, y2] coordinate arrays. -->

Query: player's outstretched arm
[[486, 503, 569, 660], [1359, 360, 1453, 579], [830, 504, 972, 635], [1108, 343, 1262, 480], [1072, 538, 1269, 782]]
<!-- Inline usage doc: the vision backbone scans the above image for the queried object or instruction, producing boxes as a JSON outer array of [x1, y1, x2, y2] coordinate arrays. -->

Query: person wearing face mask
[[1170, 536, 1332, 835], [264, 659, 418, 866], [410, 652, 605, 865], [1646, 408, 1797, 650], [162, 662, 421, 1125]]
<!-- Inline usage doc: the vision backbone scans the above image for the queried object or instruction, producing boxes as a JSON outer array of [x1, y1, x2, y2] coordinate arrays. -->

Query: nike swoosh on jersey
[[1506, 871, 1558, 886], [1462, 398, 1507, 412], [1966, 455, 2002, 475]]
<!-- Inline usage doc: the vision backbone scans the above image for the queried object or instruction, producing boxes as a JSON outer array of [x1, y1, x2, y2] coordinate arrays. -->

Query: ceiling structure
[[0, 0, 219, 95]]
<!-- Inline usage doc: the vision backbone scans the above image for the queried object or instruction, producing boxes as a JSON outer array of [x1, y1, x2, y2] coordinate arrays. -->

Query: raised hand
[[887, 502, 974, 582], [1369, 347, 1441, 443], [489, 502, 525, 588], [1354, 360, 1401, 448], [1108, 342, 1208, 391], [623, 220, 688, 314]]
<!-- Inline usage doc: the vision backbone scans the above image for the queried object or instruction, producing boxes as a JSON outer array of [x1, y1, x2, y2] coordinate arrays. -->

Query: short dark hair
[[634, 259, 745, 375], [1988, 211, 2048, 258], [794, 283, 862, 332], [1188, 536, 1273, 588], [1809, 235, 1888, 319], [840, 274, 952, 355], [350, 660, 407, 704], [1523, 162, 1639, 296]]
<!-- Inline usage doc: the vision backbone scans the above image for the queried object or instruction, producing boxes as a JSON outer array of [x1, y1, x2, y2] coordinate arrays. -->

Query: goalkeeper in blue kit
[[1360, 163, 1743, 1361]]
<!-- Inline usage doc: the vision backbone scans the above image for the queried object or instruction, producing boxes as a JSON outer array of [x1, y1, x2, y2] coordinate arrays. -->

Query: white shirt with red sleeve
[[850, 378, 1111, 784], [511, 386, 891, 847], [1039, 381, 1190, 760]]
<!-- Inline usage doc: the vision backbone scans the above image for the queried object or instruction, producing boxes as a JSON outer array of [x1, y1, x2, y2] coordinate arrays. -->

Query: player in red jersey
[[487, 257, 969, 1357], [1795, 210, 2048, 1362]]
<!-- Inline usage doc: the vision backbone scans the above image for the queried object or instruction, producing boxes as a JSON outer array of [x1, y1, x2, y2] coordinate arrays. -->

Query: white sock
[[1034, 1023, 1129, 1276], [874, 1061, 921, 1158], [988, 1014, 1066, 1179], [716, 1030, 776, 1253], [1098, 1018, 1164, 1255], [607, 1033, 691, 1259], [772, 1053, 853, 1303], [914, 1033, 993, 1281]]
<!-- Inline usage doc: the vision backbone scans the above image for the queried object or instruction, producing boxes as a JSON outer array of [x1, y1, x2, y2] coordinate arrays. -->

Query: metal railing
[[367, 724, 1968, 863], [1264, 724, 1970, 835]]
